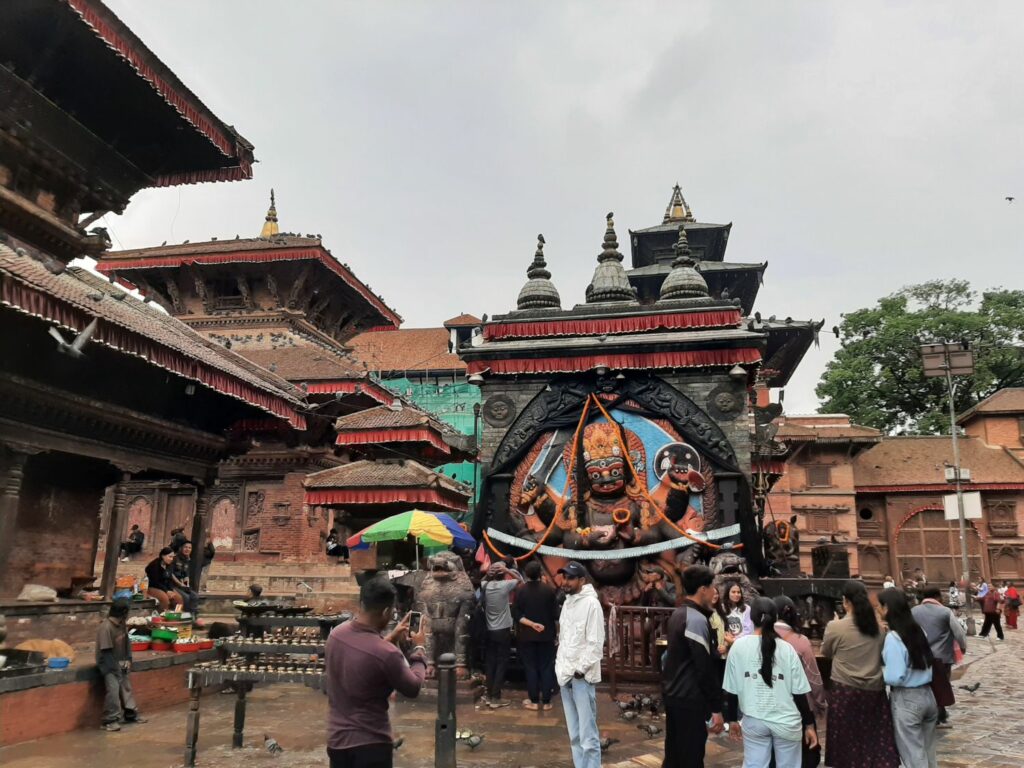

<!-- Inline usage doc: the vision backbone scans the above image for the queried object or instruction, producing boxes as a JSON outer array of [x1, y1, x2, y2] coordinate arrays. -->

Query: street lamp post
[[921, 341, 975, 622]]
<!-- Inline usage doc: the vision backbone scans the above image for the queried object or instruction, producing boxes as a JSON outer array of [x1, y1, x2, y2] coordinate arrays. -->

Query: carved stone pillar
[[0, 448, 31, 575], [100, 474, 132, 598]]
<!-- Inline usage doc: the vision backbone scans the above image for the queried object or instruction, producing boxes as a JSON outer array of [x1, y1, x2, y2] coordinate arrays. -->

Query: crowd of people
[[660, 570, 981, 768], [322, 559, 1005, 768]]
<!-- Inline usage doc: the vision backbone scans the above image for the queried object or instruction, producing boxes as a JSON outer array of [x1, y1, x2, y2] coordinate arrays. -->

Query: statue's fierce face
[[586, 455, 626, 495], [581, 422, 627, 496]]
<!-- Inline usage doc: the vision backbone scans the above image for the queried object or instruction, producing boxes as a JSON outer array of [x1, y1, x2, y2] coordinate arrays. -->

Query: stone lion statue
[[411, 551, 475, 678]]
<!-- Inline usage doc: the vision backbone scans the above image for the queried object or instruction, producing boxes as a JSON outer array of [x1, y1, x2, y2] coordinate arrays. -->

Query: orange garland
[[482, 397, 592, 563]]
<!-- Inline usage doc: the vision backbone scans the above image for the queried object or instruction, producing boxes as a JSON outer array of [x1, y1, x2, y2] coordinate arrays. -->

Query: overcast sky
[[100, 1, 1022, 414]]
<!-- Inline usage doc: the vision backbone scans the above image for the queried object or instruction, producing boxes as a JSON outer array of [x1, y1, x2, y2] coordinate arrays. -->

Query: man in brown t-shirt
[[326, 576, 427, 768], [96, 600, 147, 731]]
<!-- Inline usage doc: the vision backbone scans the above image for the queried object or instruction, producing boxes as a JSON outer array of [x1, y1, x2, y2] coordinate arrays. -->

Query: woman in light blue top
[[879, 588, 938, 768], [723, 597, 817, 768]]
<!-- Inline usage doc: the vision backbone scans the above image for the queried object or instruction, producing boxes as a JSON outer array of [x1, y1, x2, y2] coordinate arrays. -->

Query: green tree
[[816, 279, 1024, 434]]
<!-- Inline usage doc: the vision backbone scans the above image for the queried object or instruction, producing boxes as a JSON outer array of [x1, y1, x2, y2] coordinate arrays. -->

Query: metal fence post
[[435, 652, 457, 768]]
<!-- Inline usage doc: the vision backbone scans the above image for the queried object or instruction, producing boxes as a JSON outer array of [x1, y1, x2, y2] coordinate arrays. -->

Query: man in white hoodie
[[555, 561, 605, 768]]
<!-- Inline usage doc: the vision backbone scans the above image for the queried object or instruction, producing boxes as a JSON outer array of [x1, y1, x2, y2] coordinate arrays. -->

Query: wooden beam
[[100, 474, 131, 598], [0, 448, 31, 576]]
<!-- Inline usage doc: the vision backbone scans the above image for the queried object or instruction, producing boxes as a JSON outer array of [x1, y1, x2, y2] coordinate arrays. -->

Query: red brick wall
[[252, 473, 323, 560], [963, 414, 1024, 451], [1, 455, 105, 597], [0, 664, 202, 745]]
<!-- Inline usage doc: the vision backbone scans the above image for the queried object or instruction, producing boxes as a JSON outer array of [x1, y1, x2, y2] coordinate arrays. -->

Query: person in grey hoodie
[[912, 585, 966, 727], [555, 561, 605, 768]]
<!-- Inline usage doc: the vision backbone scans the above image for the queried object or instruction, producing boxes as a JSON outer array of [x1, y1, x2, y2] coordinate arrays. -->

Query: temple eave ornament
[[660, 225, 709, 302]]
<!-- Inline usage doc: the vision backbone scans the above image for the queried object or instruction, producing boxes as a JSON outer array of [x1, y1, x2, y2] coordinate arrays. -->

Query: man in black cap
[[555, 561, 604, 768]]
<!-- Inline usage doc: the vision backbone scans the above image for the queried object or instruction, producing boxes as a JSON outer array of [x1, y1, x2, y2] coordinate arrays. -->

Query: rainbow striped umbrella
[[346, 510, 475, 551]]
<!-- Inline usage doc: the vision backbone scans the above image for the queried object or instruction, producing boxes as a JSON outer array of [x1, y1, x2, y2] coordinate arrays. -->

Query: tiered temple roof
[[334, 404, 474, 464], [462, 187, 822, 388], [304, 459, 471, 513]]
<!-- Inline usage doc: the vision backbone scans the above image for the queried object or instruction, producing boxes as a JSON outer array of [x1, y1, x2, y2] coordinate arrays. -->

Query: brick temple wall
[[1, 454, 106, 597]]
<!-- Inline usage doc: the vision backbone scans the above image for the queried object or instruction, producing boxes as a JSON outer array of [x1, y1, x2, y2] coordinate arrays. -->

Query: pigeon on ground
[[621, 710, 639, 721], [958, 682, 981, 694], [392, 736, 404, 751], [466, 734, 484, 750], [637, 723, 663, 738], [599, 736, 620, 752], [264, 734, 283, 755]]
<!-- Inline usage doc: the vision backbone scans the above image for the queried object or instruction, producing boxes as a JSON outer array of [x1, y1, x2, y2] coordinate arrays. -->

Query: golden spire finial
[[260, 188, 279, 237]]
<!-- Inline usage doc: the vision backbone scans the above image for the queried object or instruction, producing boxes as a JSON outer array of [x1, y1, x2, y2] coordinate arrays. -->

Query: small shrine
[[462, 189, 823, 607]]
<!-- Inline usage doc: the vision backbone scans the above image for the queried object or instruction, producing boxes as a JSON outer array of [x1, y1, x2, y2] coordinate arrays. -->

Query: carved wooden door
[[895, 509, 984, 583]]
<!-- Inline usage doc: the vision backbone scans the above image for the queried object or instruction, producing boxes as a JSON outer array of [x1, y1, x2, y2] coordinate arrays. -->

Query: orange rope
[[586, 394, 723, 551], [483, 397, 592, 563]]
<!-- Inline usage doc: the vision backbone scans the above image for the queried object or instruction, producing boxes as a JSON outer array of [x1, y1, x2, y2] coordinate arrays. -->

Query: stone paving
[[0, 625, 1020, 767]]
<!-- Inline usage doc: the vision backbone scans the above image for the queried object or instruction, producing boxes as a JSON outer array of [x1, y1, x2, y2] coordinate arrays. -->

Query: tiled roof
[[106, 235, 320, 260], [100, 236, 401, 328], [304, 459, 470, 494], [443, 313, 482, 328], [777, 421, 881, 441], [238, 347, 367, 381], [336, 405, 443, 431], [0, 247, 305, 425], [957, 388, 1024, 424], [854, 436, 1024, 487], [347, 328, 465, 374]]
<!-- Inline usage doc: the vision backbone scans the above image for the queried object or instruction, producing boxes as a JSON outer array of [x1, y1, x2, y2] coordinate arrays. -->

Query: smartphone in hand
[[409, 611, 422, 634]]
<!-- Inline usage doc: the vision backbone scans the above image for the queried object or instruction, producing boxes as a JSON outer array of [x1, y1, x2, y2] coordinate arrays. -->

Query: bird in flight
[[1006, 196, 1015, 203]]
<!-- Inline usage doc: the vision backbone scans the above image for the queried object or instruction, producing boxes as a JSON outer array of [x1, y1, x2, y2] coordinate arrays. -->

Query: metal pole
[[435, 652, 457, 768], [945, 357, 973, 626]]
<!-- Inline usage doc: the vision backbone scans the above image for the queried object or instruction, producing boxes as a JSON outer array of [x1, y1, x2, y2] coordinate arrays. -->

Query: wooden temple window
[[805, 466, 832, 488], [211, 278, 246, 310], [857, 507, 882, 537], [987, 500, 1018, 537], [805, 510, 837, 534]]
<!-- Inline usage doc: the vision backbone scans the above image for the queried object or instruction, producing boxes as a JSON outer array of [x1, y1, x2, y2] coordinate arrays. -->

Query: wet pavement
[[1, 626, 1021, 767]]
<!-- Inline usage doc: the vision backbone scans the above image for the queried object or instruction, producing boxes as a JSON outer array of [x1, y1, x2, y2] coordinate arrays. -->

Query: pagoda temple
[[94, 197, 471, 584], [462, 188, 822, 606]]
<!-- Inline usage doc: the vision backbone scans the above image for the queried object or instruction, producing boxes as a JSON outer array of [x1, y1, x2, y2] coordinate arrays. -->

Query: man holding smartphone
[[555, 561, 605, 768], [326, 577, 427, 768]]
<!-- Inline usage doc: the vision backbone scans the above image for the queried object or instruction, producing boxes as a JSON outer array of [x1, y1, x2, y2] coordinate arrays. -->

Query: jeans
[[102, 670, 138, 724], [176, 588, 200, 615], [519, 641, 556, 704], [663, 699, 709, 768], [890, 686, 938, 768], [979, 612, 1004, 639], [741, 715, 802, 768], [327, 743, 393, 768], [485, 628, 512, 699], [561, 679, 600, 768]]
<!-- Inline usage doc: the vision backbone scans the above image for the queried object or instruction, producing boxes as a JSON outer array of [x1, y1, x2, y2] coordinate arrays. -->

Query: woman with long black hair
[[879, 588, 939, 768], [821, 580, 900, 768], [723, 597, 817, 767]]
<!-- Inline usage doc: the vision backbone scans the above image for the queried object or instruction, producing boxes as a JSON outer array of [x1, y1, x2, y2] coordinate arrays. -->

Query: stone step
[[205, 574, 359, 595]]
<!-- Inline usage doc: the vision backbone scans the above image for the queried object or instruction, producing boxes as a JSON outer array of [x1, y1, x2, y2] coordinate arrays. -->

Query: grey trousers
[[890, 685, 938, 768], [102, 670, 138, 724]]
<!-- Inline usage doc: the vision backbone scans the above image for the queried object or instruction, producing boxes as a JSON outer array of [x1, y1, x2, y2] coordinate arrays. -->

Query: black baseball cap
[[558, 561, 587, 579]]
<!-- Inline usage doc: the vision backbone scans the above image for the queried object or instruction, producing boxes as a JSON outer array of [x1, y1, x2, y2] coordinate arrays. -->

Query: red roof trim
[[753, 460, 787, 475], [466, 347, 762, 376], [856, 483, 1024, 494], [0, 275, 305, 429], [305, 379, 395, 405], [335, 427, 450, 455], [305, 488, 468, 512], [97, 248, 400, 327], [64, 0, 252, 182], [484, 310, 742, 341]]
